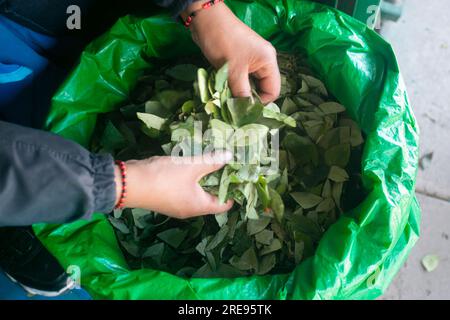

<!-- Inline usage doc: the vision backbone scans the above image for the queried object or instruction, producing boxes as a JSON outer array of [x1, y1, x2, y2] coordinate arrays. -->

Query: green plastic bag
[[34, 0, 420, 300]]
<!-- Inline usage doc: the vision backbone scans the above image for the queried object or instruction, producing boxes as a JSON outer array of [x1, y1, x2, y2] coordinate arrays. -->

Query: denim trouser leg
[[0, 15, 84, 128]]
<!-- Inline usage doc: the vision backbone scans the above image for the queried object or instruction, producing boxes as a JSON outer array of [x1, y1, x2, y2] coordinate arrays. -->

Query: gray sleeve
[[0, 121, 116, 227], [152, 0, 197, 16]]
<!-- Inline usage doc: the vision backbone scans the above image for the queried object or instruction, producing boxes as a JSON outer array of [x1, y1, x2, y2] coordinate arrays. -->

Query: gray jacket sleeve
[[153, 0, 196, 16], [0, 121, 116, 227]]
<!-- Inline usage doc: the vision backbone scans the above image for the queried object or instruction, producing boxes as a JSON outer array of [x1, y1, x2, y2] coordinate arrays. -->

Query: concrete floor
[[380, 0, 450, 299]]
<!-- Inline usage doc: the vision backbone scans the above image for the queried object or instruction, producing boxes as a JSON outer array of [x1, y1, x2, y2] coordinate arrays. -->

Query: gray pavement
[[380, 0, 450, 299]]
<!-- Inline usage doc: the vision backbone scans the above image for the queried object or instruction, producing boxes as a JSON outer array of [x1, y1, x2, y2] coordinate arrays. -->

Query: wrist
[[181, 0, 227, 28], [114, 160, 129, 209], [181, 0, 208, 20], [114, 165, 122, 208], [115, 160, 146, 209], [114, 159, 159, 210]]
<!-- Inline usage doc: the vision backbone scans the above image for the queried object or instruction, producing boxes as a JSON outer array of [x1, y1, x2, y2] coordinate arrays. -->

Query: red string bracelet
[[115, 160, 127, 209], [183, 0, 225, 28]]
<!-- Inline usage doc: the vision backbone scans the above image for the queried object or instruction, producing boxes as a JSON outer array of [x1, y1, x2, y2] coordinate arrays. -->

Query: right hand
[[114, 151, 234, 219], [184, 1, 281, 104]]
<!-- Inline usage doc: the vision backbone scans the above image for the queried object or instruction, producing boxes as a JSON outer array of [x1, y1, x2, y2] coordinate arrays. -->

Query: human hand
[[114, 151, 233, 218], [182, 1, 281, 104]]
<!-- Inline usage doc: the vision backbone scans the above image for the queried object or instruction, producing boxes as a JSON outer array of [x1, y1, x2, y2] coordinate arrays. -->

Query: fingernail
[[211, 150, 233, 163], [221, 150, 233, 162]]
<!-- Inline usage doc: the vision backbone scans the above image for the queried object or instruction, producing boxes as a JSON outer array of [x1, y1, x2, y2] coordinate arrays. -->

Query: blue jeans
[[0, 15, 85, 128]]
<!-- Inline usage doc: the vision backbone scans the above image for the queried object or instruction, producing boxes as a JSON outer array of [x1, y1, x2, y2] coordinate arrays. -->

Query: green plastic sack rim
[[34, 0, 420, 300]]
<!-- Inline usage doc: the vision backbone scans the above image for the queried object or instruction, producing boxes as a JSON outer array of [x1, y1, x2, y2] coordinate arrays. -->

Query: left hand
[[114, 151, 234, 218]]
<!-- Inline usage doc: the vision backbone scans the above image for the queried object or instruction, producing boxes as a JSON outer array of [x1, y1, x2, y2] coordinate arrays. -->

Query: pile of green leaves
[[92, 53, 365, 278]]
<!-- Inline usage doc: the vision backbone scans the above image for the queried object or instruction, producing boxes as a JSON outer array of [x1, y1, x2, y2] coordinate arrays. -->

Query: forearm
[[0, 121, 116, 226]]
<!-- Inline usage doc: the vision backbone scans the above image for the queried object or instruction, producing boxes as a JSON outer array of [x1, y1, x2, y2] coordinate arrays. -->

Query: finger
[[253, 61, 281, 104], [191, 150, 233, 178], [197, 190, 234, 215], [228, 64, 252, 98]]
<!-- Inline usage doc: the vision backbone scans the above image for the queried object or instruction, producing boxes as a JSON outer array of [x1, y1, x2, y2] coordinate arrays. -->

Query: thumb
[[228, 64, 251, 98], [198, 191, 234, 215], [191, 150, 233, 178]]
